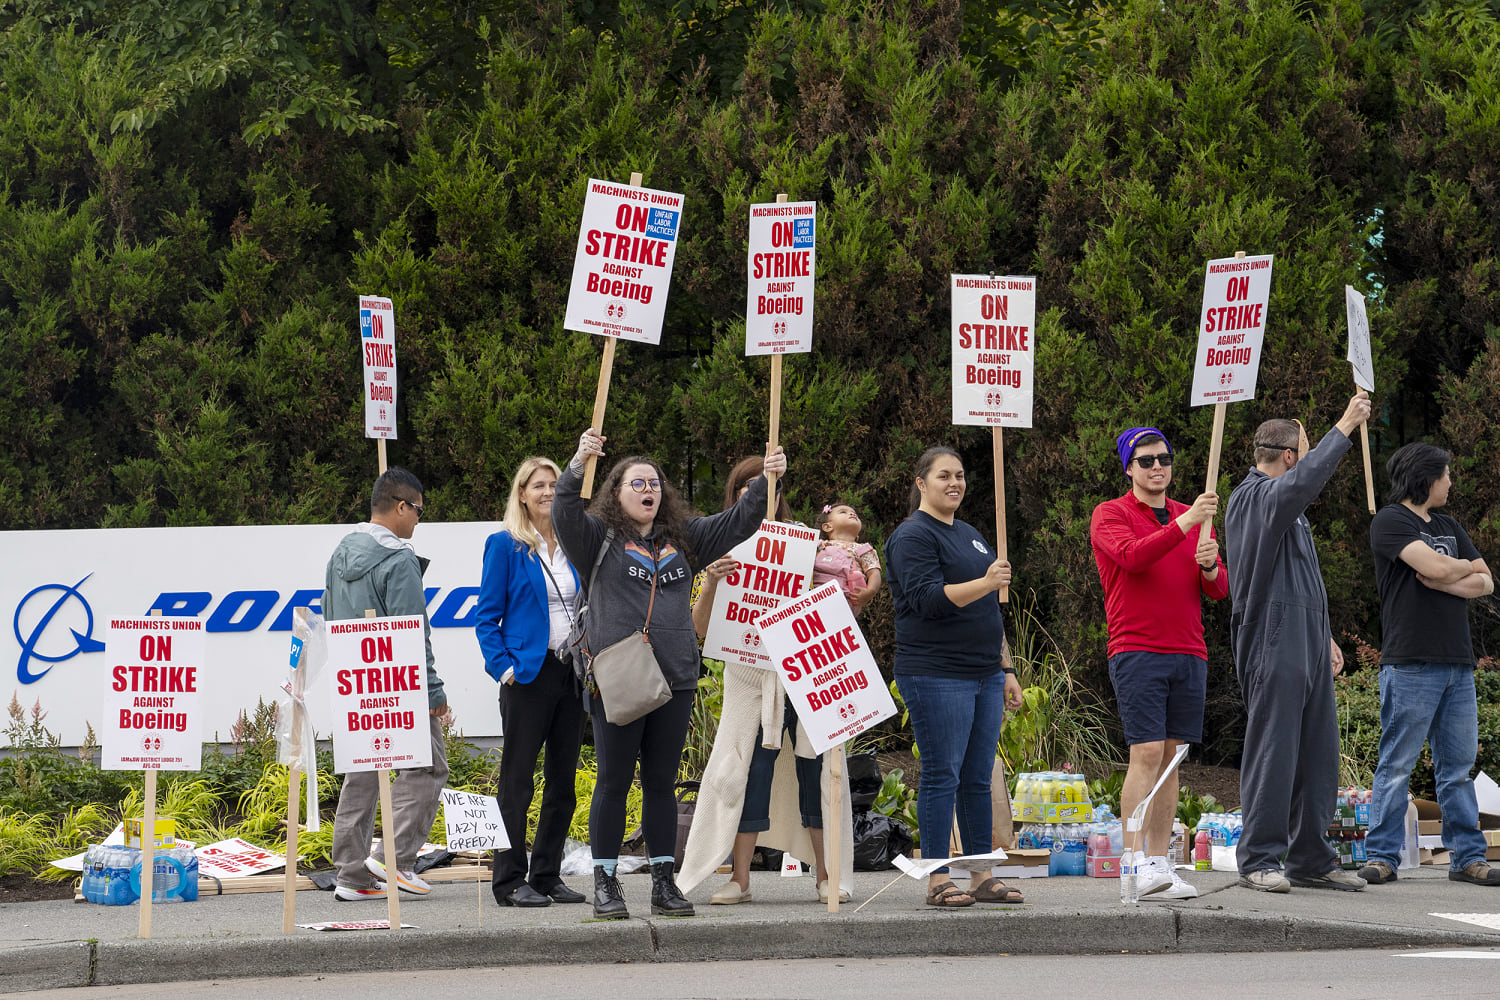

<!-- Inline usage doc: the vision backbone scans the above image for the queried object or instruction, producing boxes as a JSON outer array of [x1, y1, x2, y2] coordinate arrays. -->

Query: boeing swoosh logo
[[13, 574, 106, 683]]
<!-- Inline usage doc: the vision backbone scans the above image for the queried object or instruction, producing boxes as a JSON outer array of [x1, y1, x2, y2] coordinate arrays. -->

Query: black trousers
[[492, 650, 585, 900]]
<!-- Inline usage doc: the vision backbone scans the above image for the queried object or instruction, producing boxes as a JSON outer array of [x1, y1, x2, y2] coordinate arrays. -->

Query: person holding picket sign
[[678, 456, 855, 906], [885, 446, 1024, 907], [475, 457, 587, 908], [553, 429, 783, 919]]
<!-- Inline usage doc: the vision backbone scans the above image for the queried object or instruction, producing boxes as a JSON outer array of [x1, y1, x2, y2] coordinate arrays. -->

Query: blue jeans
[[740, 699, 823, 832], [1365, 664, 1486, 871], [897, 672, 1007, 875]]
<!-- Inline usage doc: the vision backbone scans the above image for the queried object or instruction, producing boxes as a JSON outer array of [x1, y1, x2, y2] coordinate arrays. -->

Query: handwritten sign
[[101, 618, 205, 770], [951, 275, 1037, 427], [703, 521, 819, 670], [326, 616, 431, 774], [564, 178, 685, 345], [755, 581, 897, 754], [746, 201, 816, 355], [440, 788, 509, 852], [1189, 254, 1275, 406], [1345, 285, 1375, 392], [359, 295, 397, 439]]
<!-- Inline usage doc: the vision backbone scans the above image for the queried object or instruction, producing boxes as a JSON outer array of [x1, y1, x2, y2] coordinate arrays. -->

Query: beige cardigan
[[679, 659, 855, 894]]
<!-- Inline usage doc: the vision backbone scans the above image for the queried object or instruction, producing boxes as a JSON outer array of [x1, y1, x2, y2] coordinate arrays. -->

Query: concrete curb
[[9, 908, 1500, 991]]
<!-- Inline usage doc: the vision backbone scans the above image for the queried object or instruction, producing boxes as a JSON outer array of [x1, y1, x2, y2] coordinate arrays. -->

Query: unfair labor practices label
[[101, 618, 205, 770]]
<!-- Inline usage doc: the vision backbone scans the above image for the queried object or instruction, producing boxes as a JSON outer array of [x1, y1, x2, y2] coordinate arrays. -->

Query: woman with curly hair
[[552, 428, 786, 919]]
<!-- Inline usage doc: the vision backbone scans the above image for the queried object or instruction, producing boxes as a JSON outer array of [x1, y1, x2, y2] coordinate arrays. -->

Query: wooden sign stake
[[283, 607, 310, 934], [766, 191, 789, 519], [826, 744, 844, 913], [992, 427, 1009, 604], [366, 609, 402, 932], [377, 438, 388, 476], [138, 608, 163, 940], [582, 170, 644, 499], [1358, 389, 1375, 514]]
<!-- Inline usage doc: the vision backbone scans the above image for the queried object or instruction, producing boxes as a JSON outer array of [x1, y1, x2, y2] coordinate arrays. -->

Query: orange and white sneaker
[[334, 882, 387, 901], [365, 856, 432, 895]]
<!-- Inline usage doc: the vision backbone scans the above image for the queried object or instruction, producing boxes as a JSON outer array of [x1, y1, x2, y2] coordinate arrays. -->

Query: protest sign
[[950, 275, 1036, 428], [951, 274, 1036, 603], [1189, 254, 1274, 407], [755, 581, 897, 755], [746, 201, 816, 356], [326, 616, 432, 774], [197, 838, 285, 879], [1346, 286, 1377, 513], [564, 177, 684, 347], [440, 788, 509, 852], [359, 296, 397, 440], [101, 617, 205, 771], [703, 521, 818, 671], [1190, 252, 1274, 491]]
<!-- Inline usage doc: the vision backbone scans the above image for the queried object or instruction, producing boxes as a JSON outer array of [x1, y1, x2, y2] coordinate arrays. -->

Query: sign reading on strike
[[101, 617, 205, 770], [326, 616, 431, 774], [564, 178, 685, 345], [703, 521, 819, 670], [951, 275, 1037, 427], [756, 582, 896, 754], [196, 838, 285, 879], [1345, 285, 1375, 392], [746, 201, 816, 355], [359, 295, 397, 439], [1189, 255, 1275, 406], [440, 788, 509, 853]]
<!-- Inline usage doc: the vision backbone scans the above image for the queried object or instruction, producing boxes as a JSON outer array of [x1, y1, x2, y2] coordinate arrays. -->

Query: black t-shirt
[[1369, 504, 1481, 665], [885, 511, 1005, 678]]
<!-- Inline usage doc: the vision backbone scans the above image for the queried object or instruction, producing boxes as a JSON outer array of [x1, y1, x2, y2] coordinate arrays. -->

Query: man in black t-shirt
[[1360, 442, 1497, 887]]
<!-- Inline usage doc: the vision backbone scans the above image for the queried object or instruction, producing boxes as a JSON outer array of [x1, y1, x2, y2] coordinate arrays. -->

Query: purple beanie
[[1115, 427, 1171, 475]]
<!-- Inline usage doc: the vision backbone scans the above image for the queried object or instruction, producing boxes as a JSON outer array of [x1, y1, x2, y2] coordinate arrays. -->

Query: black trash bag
[[852, 810, 915, 871], [846, 752, 882, 812], [750, 846, 784, 871]]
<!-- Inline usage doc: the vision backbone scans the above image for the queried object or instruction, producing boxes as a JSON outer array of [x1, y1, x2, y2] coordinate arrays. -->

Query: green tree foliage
[[1, 0, 1498, 763]]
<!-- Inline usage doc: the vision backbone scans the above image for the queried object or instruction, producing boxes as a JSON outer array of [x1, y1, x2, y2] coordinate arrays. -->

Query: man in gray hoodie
[[1226, 392, 1370, 893], [325, 467, 450, 901]]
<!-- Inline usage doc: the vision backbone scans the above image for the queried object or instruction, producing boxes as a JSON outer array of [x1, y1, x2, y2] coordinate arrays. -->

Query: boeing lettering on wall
[[4, 523, 497, 744]]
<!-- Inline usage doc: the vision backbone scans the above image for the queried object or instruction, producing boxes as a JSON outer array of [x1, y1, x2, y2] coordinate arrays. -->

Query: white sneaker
[[1133, 856, 1173, 897], [365, 856, 432, 895], [334, 881, 387, 901], [1151, 857, 1199, 899]]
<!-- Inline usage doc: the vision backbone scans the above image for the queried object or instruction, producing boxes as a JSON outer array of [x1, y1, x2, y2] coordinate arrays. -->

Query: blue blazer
[[475, 529, 580, 685]]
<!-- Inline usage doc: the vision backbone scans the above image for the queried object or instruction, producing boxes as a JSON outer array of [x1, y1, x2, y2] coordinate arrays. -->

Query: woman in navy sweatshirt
[[885, 446, 1023, 907]]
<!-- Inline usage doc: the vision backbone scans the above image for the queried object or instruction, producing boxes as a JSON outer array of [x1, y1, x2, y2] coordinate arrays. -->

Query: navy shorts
[[1107, 651, 1206, 745]]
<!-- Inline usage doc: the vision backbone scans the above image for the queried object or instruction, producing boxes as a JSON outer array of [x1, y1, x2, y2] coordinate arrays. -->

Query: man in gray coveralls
[[1225, 391, 1371, 892]]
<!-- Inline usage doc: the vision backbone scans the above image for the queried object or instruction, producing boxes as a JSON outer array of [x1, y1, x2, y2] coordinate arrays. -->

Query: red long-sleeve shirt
[[1089, 491, 1229, 659]]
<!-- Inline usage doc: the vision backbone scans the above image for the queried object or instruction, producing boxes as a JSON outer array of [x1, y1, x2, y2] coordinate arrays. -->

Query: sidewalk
[[4, 864, 1500, 993]]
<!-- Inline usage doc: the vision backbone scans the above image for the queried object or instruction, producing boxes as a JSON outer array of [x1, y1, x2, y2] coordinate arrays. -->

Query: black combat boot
[[592, 865, 628, 919], [650, 860, 695, 916]]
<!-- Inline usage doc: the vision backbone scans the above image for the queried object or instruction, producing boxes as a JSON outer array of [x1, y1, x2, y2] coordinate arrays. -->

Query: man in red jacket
[[1090, 427, 1228, 899]]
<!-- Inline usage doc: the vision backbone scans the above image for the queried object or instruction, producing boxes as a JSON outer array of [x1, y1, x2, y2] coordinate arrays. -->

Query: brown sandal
[[970, 876, 1024, 903], [925, 880, 976, 907]]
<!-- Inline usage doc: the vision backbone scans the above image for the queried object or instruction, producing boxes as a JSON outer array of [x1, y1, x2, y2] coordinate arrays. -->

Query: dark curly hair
[[587, 455, 700, 569]]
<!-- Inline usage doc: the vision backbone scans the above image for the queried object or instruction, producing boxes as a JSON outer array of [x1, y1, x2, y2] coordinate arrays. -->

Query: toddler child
[[813, 502, 882, 613]]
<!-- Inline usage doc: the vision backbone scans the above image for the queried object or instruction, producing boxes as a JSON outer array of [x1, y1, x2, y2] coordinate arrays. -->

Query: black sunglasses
[[1132, 454, 1174, 469], [397, 497, 425, 517]]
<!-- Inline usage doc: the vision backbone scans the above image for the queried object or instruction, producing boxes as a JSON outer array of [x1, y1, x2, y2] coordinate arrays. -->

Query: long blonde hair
[[502, 456, 563, 557]]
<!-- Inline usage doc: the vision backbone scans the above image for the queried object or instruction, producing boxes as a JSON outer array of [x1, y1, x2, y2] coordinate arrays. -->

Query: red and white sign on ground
[[746, 201, 816, 355], [1189, 255, 1275, 406], [951, 275, 1037, 427], [703, 521, 818, 671], [196, 838, 285, 879], [755, 582, 897, 754], [359, 295, 397, 439], [564, 178, 684, 345], [326, 616, 431, 774], [100, 618, 205, 770]]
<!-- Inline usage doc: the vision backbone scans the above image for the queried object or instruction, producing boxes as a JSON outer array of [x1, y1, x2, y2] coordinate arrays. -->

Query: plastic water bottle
[[1194, 828, 1212, 871], [131, 846, 198, 903], [1120, 849, 1140, 905], [102, 847, 139, 905], [1107, 819, 1124, 855]]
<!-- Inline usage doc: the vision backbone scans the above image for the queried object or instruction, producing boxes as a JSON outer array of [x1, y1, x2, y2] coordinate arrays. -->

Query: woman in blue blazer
[[476, 457, 585, 907]]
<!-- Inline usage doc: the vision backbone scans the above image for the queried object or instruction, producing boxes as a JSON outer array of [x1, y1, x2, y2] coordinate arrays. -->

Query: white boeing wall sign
[[4, 523, 501, 745]]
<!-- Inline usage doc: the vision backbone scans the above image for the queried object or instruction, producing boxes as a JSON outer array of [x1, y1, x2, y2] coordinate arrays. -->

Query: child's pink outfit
[[813, 540, 879, 596]]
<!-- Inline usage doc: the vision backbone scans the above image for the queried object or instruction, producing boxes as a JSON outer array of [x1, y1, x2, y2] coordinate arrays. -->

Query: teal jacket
[[322, 525, 445, 710]]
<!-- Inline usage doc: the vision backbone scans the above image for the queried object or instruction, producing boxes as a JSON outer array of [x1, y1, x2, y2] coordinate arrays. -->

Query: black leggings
[[588, 688, 695, 860]]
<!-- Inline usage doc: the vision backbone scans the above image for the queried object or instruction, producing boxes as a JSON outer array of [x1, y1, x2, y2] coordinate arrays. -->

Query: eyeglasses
[[627, 478, 663, 494], [1255, 442, 1299, 454], [1132, 454, 1174, 469], [398, 497, 425, 518]]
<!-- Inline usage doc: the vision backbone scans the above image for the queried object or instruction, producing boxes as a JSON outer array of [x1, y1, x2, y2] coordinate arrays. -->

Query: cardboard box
[[993, 848, 1050, 879], [1418, 819, 1442, 837], [125, 818, 175, 850], [1087, 853, 1122, 877]]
